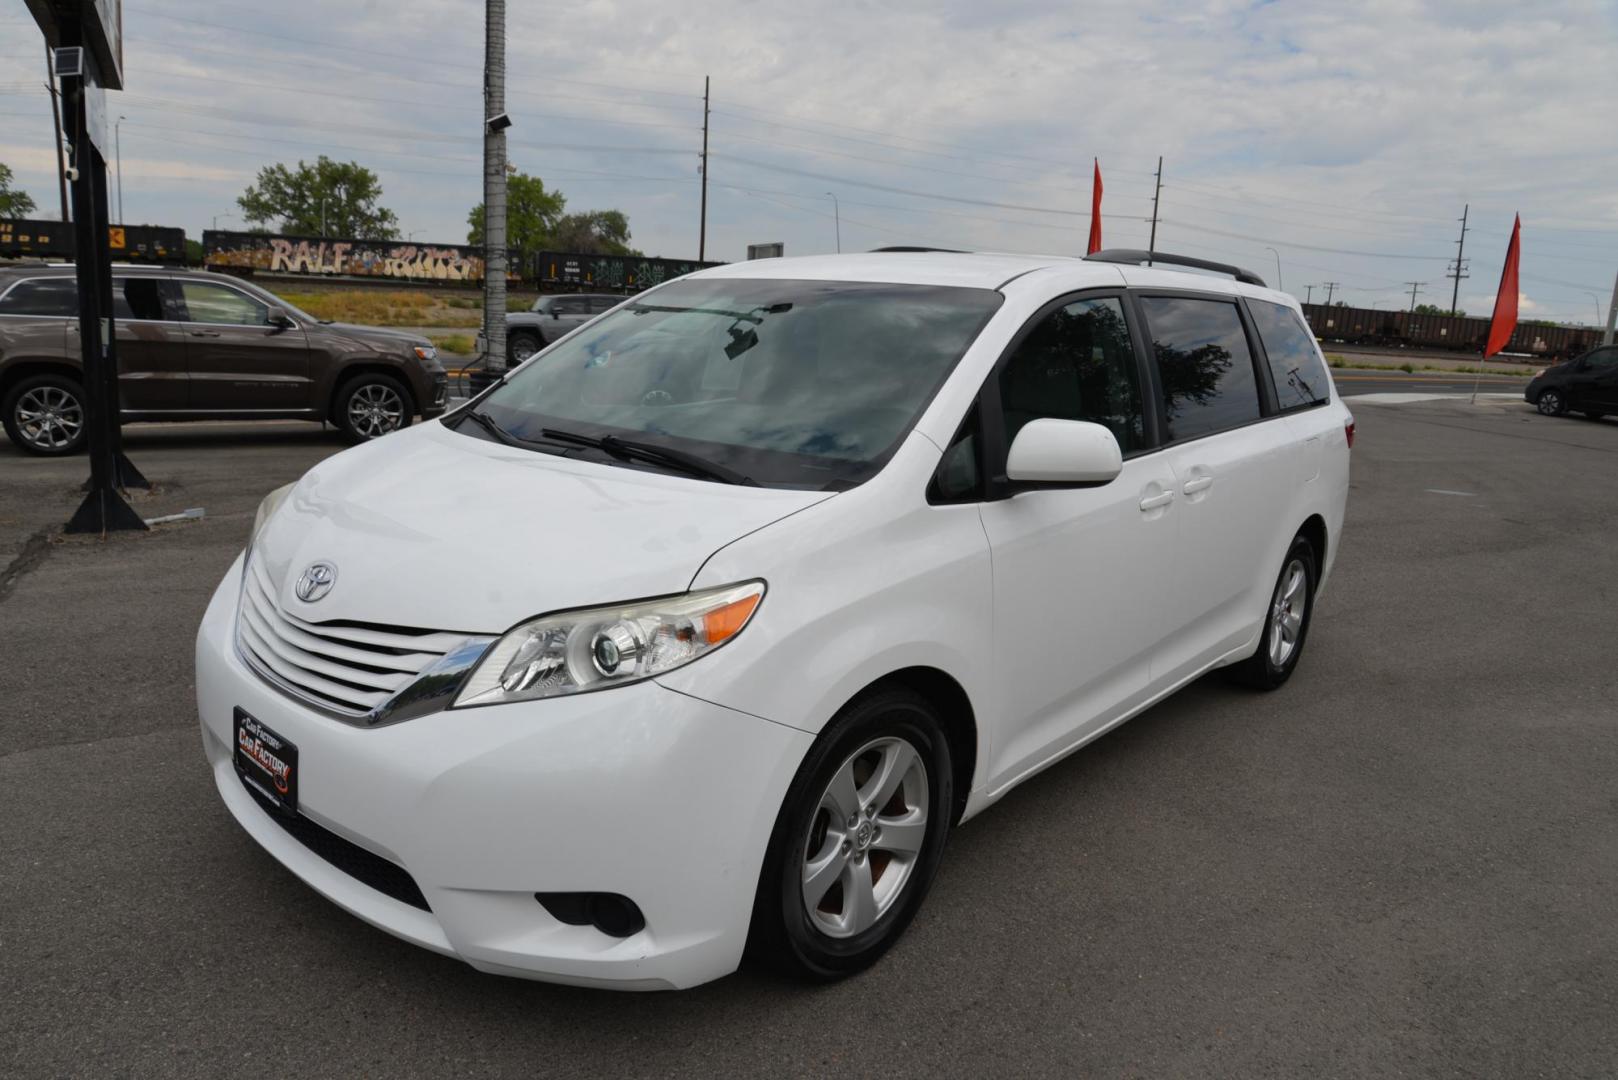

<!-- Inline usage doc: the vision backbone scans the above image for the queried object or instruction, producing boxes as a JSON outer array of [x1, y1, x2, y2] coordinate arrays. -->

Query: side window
[[1585, 347, 1618, 368], [1248, 299, 1330, 410], [996, 295, 1145, 454], [589, 297, 617, 314], [0, 279, 78, 317], [1139, 296, 1262, 441], [113, 278, 167, 321], [177, 281, 268, 326], [554, 297, 587, 316]]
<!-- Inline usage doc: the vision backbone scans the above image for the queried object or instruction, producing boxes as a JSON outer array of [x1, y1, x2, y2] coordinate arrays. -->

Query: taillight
[[1344, 419, 1356, 449]]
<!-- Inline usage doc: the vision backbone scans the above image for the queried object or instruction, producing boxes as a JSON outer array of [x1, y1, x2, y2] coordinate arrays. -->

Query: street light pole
[[1264, 246, 1282, 291], [211, 211, 235, 231], [114, 114, 125, 224], [825, 192, 840, 253]]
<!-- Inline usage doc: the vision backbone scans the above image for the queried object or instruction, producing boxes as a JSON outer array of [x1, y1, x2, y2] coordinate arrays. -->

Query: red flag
[[1484, 214, 1521, 358], [1087, 159, 1103, 255]]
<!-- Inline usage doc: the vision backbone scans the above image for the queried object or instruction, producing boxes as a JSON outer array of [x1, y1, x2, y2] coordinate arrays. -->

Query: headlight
[[250, 482, 295, 548], [413, 345, 438, 362], [453, 580, 765, 708]]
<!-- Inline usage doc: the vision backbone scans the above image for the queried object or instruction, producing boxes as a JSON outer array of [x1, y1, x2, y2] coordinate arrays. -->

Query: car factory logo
[[295, 561, 338, 603]]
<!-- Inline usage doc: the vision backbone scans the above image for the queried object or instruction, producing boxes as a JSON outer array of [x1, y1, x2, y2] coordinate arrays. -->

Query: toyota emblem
[[294, 562, 338, 603]]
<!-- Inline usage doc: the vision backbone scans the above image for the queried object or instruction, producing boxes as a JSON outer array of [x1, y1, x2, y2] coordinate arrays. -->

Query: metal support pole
[[1604, 268, 1618, 347], [61, 63, 147, 534], [699, 76, 710, 262], [826, 192, 840, 253], [46, 43, 69, 222], [1449, 204, 1470, 314], [478, 0, 508, 385], [1147, 156, 1162, 263]]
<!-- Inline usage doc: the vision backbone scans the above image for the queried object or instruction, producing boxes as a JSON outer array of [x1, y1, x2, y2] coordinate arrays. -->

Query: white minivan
[[197, 249, 1351, 990]]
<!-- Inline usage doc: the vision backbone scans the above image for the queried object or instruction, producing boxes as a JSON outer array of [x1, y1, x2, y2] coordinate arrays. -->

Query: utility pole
[[1305, 284, 1315, 305], [45, 44, 69, 221], [1447, 203, 1470, 314], [1405, 281, 1424, 314], [1147, 155, 1162, 263], [114, 114, 124, 223], [480, 0, 509, 383], [825, 192, 840, 253], [1604, 268, 1618, 347], [1323, 282, 1339, 307], [698, 75, 710, 262]]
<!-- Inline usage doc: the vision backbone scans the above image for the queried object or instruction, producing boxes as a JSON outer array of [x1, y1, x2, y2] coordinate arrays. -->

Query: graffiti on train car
[[533, 251, 724, 292], [201, 230, 516, 281]]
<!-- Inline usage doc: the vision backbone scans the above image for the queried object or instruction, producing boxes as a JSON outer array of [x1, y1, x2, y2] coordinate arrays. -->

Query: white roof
[[691, 251, 1091, 289], [691, 250, 1292, 305]]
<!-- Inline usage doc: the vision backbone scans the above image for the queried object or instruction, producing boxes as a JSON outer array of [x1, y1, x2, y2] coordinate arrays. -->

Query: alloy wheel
[[347, 383, 405, 438], [1267, 558, 1308, 668], [801, 736, 929, 939], [1537, 390, 1563, 415], [511, 336, 539, 363], [15, 385, 85, 451]]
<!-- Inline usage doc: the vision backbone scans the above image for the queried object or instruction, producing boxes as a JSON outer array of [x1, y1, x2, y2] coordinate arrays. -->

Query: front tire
[[747, 687, 953, 981], [3, 373, 88, 456], [508, 330, 542, 364], [1227, 534, 1317, 690], [334, 373, 413, 444], [1536, 388, 1567, 416]]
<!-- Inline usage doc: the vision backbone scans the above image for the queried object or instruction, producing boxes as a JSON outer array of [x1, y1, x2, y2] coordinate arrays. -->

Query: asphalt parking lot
[[3, 401, 1616, 1078]]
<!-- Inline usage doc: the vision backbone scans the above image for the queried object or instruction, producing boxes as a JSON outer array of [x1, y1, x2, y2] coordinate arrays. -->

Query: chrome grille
[[238, 556, 473, 716]]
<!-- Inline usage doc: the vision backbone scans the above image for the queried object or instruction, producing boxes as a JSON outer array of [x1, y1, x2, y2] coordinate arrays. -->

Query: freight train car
[[1302, 302, 1601, 362], [0, 219, 186, 263]]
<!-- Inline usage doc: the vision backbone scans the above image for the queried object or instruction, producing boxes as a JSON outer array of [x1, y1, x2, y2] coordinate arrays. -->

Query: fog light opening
[[534, 891, 646, 938]]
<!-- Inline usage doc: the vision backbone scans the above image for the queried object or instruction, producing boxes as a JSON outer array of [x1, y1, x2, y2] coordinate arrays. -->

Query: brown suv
[[0, 264, 448, 455]]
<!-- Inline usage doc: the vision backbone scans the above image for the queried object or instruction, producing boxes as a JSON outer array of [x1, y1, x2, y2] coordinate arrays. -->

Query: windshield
[[469, 278, 1002, 489]]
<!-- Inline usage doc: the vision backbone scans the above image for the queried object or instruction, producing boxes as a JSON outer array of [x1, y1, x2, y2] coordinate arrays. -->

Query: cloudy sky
[[2, 0, 1615, 323]]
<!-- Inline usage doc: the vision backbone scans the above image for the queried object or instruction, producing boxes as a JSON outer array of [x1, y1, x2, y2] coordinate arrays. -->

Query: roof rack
[[1084, 248, 1266, 288], [868, 246, 970, 254]]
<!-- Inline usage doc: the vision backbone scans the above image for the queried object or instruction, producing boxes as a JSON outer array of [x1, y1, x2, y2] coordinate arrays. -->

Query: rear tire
[[746, 687, 953, 982], [334, 373, 413, 444], [1226, 534, 1318, 691], [2, 373, 88, 456]]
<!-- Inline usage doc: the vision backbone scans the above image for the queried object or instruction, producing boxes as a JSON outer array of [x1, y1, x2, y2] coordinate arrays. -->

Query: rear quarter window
[[0, 278, 78, 317], [1249, 299, 1331, 410]]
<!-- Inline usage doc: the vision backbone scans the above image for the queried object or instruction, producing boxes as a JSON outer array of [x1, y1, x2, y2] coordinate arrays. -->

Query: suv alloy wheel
[[3, 373, 89, 456]]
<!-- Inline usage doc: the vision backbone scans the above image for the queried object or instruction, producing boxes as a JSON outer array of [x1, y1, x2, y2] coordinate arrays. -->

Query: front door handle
[[1182, 475, 1214, 495], [188, 329, 222, 338], [1139, 491, 1175, 512]]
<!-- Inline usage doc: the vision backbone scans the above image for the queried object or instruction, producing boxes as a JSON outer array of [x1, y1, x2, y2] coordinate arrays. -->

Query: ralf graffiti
[[202, 230, 514, 282]]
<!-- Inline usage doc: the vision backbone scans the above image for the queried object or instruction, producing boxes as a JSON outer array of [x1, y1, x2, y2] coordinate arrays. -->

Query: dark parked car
[[1525, 345, 1618, 419], [0, 264, 447, 455], [504, 293, 620, 362]]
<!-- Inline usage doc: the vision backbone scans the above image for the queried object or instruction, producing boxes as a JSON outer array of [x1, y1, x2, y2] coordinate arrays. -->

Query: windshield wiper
[[456, 408, 564, 453], [540, 427, 756, 486]]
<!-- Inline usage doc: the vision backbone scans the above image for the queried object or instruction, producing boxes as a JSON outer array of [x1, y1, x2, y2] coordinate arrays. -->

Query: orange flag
[[1087, 159, 1103, 255], [1484, 214, 1521, 358]]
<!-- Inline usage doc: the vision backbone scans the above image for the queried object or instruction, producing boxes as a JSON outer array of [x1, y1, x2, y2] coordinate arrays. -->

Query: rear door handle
[[188, 330, 222, 338], [1138, 491, 1175, 512], [1182, 475, 1214, 495]]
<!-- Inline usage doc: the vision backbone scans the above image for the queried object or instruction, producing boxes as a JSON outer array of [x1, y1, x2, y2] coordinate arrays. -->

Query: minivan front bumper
[[196, 554, 811, 989]]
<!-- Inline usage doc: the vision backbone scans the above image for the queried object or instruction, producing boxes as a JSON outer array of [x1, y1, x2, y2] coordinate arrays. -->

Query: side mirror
[[551, 308, 562, 320], [266, 307, 294, 330], [1005, 418, 1122, 486]]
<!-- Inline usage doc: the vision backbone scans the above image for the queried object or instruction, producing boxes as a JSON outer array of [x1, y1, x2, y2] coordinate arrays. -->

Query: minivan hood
[[253, 421, 833, 632]]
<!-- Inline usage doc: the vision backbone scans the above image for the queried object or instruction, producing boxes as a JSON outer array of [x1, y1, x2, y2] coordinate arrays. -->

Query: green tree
[[238, 156, 399, 239], [1414, 303, 1465, 317], [0, 163, 38, 218], [550, 209, 638, 255], [466, 172, 566, 260]]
